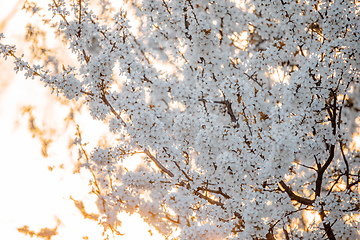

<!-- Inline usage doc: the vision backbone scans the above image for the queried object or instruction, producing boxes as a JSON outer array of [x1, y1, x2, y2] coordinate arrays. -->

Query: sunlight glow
[[303, 210, 322, 231], [0, 1, 164, 239], [168, 101, 186, 112]]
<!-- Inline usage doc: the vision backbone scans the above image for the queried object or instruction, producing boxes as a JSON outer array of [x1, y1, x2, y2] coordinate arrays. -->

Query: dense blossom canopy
[[1, 0, 360, 239]]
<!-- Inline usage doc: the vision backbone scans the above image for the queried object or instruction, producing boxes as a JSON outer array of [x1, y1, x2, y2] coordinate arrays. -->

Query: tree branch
[[213, 99, 239, 126], [174, 161, 193, 182], [279, 180, 314, 206], [197, 186, 231, 199], [100, 93, 127, 126], [193, 190, 224, 207], [244, 72, 262, 87], [315, 144, 335, 197], [80, 90, 127, 126], [339, 141, 350, 188], [144, 149, 174, 177], [316, 90, 337, 197], [319, 209, 336, 240]]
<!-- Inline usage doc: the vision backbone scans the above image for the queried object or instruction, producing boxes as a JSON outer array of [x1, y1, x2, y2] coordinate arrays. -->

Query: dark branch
[[319, 210, 336, 240], [193, 190, 225, 208], [279, 180, 314, 206], [174, 161, 193, 182], [244, 72, 262, 87], [339, 141, 350, 188], [197, 186, 231, 199], [213, 99, 238, 125], [315, 144, 335, 197], [315, 91, 337, 197]]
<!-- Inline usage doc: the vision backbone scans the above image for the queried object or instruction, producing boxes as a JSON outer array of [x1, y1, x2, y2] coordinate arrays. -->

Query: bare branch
[[197, 186, 231, 199], [81, 90, 126, 126], [213, 99, 239, 126], [193, 189, 224, 207], [327, 174, 342, 196], [315, 91, 337, 197], [174, 161, 193, 182], [315, 144, 335, 197], [339, 141, 350, 188], [319, 209, 336, 240], [279, 180, 314, 206], [165, 214, 180, 224], [294, 161, 317, 171], [100, 93, 127, 126], [244, 72, 262, 87], [144, 149, 174, 177]]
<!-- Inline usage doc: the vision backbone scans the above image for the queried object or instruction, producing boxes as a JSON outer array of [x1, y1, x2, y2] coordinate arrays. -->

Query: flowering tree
[[1, 0, 360, 239]]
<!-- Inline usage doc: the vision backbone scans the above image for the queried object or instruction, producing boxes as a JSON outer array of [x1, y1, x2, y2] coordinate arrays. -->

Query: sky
[[0, 1, 164, 239]]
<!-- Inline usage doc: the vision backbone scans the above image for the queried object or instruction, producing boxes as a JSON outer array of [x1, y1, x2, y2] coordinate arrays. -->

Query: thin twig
[[339, 141, 350, 188], [294, 162, 317, 171], [197, 186, 231, 199], [244, 72, 262, 87], [144, 149, 174, 177], [327, 174, 342, 196], [193, 190, 224, 207], [100, 94, 127, 126]]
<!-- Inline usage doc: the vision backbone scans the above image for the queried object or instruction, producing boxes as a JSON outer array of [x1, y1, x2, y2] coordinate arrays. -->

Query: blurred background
[[0, 1, 163, 239]]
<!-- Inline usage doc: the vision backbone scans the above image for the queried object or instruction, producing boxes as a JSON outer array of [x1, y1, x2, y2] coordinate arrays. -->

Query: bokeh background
[[0, 1, 163, 239]]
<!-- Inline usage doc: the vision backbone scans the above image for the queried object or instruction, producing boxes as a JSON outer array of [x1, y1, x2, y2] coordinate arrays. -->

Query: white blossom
[[1, 0, 360, 239]]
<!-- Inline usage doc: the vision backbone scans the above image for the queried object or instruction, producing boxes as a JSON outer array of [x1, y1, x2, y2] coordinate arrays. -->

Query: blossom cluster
[[1, 0, 359, 239]]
